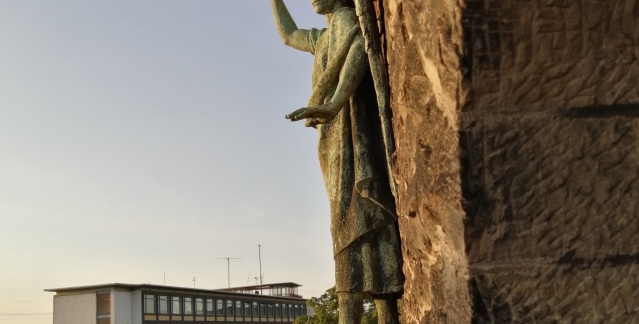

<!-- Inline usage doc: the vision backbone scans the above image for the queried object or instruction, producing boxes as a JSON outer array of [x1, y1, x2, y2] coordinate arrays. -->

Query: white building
[[45, 282, 308, 324]]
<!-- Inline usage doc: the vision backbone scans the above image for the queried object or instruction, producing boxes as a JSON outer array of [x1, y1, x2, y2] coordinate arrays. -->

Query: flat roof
[[44, 283, 140, 293], [44, 283, 306, 300]]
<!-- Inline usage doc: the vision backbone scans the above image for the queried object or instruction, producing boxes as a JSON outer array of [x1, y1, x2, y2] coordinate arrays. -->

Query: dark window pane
[[252, 302, 259, 317], [275, 303, 281, 317], [172, 296, 181, 314], [206, 299, 214, 316], [144, 295, 155, 314], [217, 300, 225, 316], [226, 300, 234, 316], [236, 301, 242, 316], [268, 304, 274, 317], [184, 297, 193, 315], [260, 303, 267, 317], [196, 298, 204, 315], [158, 296, 169, 314], [96, 293, 110, 315]]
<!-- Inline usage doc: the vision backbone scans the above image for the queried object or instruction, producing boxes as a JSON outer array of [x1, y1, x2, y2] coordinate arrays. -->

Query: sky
[[0, 1, 334, 323]]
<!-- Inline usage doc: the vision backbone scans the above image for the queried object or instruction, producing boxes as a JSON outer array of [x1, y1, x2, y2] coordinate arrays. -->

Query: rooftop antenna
[[217, 257, 242, 288], [258, 242, 263, 286], [192, 273, 197, 288]]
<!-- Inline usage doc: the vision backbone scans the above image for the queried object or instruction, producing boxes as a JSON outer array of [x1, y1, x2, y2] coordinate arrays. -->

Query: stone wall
[[382, 0, 471, 322], [461, 0, 639, 322], [381, 0, 639, 322], [462, 114, 639, 322]]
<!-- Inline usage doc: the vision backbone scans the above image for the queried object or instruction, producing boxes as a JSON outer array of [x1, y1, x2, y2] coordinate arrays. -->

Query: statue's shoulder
[[330, 7, 359, 29]]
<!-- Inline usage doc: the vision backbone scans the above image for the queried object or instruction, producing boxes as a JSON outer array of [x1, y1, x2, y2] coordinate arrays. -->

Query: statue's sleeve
[[307, 28, 326, 55]]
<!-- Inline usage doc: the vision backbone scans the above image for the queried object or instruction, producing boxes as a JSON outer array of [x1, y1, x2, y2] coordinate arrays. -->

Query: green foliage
[[294, 287, 382, 324], [361, 299, 377, 324], [295, 287, 338, 324]]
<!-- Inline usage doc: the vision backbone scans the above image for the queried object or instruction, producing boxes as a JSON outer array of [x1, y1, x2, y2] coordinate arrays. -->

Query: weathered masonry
[[373, 0, 639, 322], [46, 283, 308, 324]]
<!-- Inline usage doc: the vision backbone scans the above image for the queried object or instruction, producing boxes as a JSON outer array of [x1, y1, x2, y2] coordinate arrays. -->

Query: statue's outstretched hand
[[285, 103, 340, 125], [304, 118, 320, 128]]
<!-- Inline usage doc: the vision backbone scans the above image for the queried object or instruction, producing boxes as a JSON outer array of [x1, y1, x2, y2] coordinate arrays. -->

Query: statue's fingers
[[284, 109, 299, 119], [285, 107, 309, 121], [290, 108, 319, 121]]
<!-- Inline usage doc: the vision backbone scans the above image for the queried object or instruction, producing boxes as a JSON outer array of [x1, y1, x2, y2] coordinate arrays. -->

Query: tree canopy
[[294, 287, 378, 324]]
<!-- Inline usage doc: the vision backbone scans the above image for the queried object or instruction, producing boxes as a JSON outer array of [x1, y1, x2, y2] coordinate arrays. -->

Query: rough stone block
[[462, 114, 639, 322]]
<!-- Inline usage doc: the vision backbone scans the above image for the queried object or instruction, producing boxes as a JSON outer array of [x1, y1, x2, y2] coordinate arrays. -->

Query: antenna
[[258, 242, 263, 286], [247, 273, 251, 284], [192, 273, 197, 288], [217, 257, 242, 288]]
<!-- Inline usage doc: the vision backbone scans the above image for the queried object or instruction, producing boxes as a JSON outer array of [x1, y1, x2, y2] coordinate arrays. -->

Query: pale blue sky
[[0, 1, 334, 323]]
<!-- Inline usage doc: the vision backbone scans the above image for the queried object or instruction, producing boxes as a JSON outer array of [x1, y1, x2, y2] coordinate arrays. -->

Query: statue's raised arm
[[270, 0, 319, 53]]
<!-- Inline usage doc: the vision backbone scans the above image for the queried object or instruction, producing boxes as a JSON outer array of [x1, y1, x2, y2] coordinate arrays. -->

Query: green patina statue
[[270, 0, 404, 323]]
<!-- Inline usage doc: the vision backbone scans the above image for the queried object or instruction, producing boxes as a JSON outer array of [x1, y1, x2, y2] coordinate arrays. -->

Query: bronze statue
[[270, 0, 404, 323]]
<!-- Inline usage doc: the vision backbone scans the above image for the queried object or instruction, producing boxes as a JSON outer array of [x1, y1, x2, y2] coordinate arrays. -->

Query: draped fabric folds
[[305, 7, 404, 296]]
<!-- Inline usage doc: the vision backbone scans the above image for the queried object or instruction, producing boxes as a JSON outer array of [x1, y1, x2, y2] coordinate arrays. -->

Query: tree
[[361, 299, 378, 324], [295, 287, 338, 324], [294, 287, 383, 324]]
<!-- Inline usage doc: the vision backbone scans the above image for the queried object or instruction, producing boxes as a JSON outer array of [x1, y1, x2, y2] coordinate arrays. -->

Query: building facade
[[46, 283, 309, 324]]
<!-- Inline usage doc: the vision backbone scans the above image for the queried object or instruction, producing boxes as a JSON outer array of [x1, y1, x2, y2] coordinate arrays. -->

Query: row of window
[[143, 294, 307, 318]]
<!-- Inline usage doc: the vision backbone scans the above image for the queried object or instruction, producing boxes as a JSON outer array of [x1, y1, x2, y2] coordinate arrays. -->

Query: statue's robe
[[304, 7, 404, 296]]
